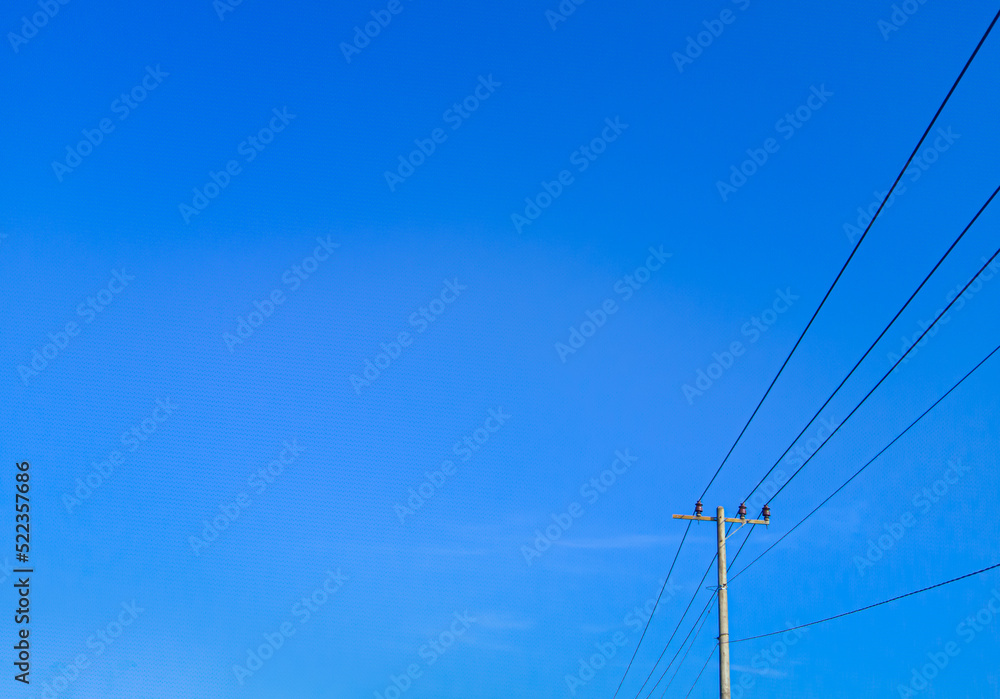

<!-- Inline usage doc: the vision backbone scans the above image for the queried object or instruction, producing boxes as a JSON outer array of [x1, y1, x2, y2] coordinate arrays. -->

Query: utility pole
[[673, 501, 770, 699]]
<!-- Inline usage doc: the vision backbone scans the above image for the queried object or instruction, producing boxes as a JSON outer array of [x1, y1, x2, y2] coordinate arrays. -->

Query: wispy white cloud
[[416, 546, 491, 556], [474, 611, 536, 631], [554, 534, 680, 549]]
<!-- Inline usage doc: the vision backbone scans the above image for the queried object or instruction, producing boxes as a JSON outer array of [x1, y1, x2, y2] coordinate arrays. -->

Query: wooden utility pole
[[673, 502, 770, 699]]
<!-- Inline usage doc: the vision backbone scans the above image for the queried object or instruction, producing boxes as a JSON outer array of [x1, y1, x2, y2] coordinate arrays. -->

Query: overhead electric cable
[[608, 9, 1000, 694], [744, 183, 1000, 503], [610, 521, 693, 699], [640, 526, 755, 698], [657, 596, 716, 698], [699, 5, 1000, 502], [683, 644, 717, 699], [630, 553, 717, 698], [730, 562, 1000, 644], [643, 593, 715, 698], [772, 243, 1000, 501], [729, 340, 1000, 583], [645, 317, 999, 688], [722, 246, 1000, 602]]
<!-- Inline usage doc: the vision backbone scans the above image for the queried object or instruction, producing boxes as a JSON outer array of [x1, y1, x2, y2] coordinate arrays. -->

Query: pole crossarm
[[672, 514, 770, 525]]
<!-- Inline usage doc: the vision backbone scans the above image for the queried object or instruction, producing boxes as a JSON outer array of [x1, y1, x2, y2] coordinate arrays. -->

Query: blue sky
[[2, 0, 999, 696]]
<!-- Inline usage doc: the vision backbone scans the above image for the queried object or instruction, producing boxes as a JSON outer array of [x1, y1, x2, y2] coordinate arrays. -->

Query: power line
[[674, 255, 1000, 686], [644, 590, 716, 698], [729, 340, 1000, 582], [658, 595, 716, 698], [772, 243, 1000, 502], [699, 5, 1000, 503], [645, 593, 716, 698], [656, 529, 756, 696], [640, 526, 755, 698], [610, 521, 693, 699], [683, 644, 717, 699], [648, 314, 1000, 697], [720, 190, 1000, 602], [744, 183, 1000, 504], [720, 193, 1000, 599], [631, 552, 717, 698], [609, 9, 1000, 693], [721, 244, 1000, 611], [730, 562, 1000, 644]]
